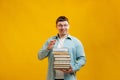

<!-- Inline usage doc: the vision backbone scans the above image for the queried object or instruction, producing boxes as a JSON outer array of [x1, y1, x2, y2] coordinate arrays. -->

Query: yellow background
[[0, 0, 120, 80]]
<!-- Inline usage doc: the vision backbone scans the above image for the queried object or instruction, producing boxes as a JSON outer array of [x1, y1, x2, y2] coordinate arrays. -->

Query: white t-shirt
[[55, 37, 66, 79]]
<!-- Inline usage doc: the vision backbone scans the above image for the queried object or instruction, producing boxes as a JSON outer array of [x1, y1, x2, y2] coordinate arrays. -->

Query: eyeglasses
[[57, 24, 68, 27]]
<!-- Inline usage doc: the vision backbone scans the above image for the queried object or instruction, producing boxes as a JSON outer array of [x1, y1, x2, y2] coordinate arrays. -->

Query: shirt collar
[[54, 34, 72, 40]]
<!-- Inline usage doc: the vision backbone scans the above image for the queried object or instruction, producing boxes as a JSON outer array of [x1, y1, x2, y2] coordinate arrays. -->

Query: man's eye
[[64, 24, 68, 26], [57, 24, 68, 27]]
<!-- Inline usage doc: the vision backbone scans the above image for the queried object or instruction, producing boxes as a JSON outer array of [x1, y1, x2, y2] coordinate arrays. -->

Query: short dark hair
[[56, 16, 69, 24]]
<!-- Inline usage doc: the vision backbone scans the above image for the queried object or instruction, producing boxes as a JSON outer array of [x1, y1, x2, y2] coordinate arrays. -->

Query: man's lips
[[60, 29, 65, 31]]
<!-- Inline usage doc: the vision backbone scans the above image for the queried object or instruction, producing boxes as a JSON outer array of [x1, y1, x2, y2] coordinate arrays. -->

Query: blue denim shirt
[[38, 35, 86, 80]]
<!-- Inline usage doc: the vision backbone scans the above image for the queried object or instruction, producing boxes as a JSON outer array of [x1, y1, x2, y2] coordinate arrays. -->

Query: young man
[[38, 16, 86, 80]]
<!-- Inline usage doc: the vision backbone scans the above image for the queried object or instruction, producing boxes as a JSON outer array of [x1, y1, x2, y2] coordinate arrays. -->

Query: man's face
[[56, 21, 69, 35]]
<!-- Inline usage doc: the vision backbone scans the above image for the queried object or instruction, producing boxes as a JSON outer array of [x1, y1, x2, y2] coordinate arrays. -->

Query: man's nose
[[61, 25, 66, 28], [61, 26, 65, 28]]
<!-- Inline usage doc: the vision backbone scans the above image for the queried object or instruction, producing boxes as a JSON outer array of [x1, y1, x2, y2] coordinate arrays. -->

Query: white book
[[54, 64, 70, 67], [55, 57, 71, 61], [54, 60, 70, 64], [54, 54, 70, 57], [54, 66, 70, 69], [54, 62, 70, 65], [53, 52, 68, 55]]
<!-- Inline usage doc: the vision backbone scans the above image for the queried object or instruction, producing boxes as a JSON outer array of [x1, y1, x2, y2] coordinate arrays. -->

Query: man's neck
[[58, 33, 68, 39]]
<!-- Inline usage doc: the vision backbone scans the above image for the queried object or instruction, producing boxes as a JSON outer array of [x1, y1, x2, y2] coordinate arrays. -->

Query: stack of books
[[53, 48, 71, 69]]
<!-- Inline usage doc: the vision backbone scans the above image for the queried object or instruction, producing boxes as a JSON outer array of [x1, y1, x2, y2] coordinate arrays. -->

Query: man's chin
[[60, 33, 68, 35]]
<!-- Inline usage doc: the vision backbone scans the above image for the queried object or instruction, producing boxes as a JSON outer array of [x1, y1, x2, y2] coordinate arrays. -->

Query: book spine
[[54, 54, 70, 57], [54, 64, 70, 67], [53, 52, 69, 55], [54, 60, 70, 64], [54, 63, 70, 65], [54, 58, 71, 60], [54, 66, 70, 69]]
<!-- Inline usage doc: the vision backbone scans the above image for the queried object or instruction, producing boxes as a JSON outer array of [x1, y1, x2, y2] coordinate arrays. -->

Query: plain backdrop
[[0, 0, 120, 80]]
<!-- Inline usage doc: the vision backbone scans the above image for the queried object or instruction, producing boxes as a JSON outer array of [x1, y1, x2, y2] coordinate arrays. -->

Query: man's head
[[56, 16, 70, 36]]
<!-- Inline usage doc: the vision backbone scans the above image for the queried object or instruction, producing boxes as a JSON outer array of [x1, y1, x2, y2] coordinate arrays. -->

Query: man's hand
[[47, 40, 56, 50], [60, 66, 74, 73]]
